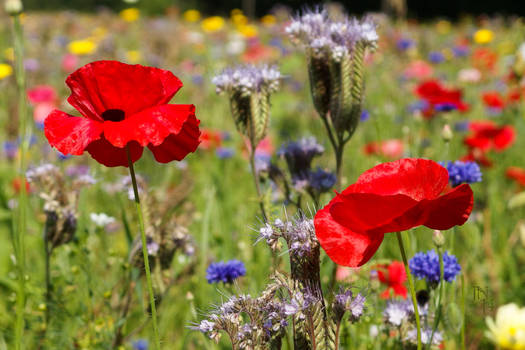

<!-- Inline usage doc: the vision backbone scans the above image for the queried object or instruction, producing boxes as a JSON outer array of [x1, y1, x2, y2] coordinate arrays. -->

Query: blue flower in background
[[360, 109, 370, 122], [3, 141, 18, 160], [454, 120, 470, 132], [216, 147, 235, 159], [434, 102, 457, 112], [409, 250, 461, 284], [439, 161, 482, 187], [206, 260, 246, 284], [278, 137, 324, 180], [308, 167, 336, 193], [428, 51, 445, 64], [397, 38, 414, 51], [452, 45, 469, 58], [132, 339, 148, 350]]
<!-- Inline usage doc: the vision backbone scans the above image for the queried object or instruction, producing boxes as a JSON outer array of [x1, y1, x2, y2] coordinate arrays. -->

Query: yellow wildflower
[[4, 47, 14, 61], [201, 16, 225, 33], [232, 13, 248, 26], [183, 9, 201, 22], [119, 8, 140, 22], [231, 9, 242, 16], [91, 27, 107, 42], [261, 14, 276, 26], [486, 303, 525, 349], [0, 63, 13, 80], [126, 50, 141, 63], [68, 40, 96, 55], [238, 24, 258, 38], [474, 29, 494, 44]]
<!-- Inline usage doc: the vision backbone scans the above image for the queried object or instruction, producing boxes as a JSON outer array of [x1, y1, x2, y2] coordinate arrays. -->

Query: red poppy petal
[[493, 126, 515, 151], [86, 138, 143, 167], [44, 110, 102, 156], [392, 284, 408, 299], [66, 60, 182, 120], [147, 115, 201, 163], [388, 261, 407, 284], [347, 158, 449, 201], [380, 288, 392, 299], [103, 104, 198, 148], [314, 199, 384, 267], [330, 192, 418, 232], [421, 183, 474, 230]]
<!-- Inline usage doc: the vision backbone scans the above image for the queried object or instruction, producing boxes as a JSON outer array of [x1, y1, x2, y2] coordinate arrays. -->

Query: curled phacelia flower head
[[286, 8, 378, 60], [212, 64, 281, 96], [333, 287, 366, 323]]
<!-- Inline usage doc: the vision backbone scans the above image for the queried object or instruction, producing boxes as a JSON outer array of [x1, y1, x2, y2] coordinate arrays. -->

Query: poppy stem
[[396, 231, 422, 350], [126, 147, 161, 350]]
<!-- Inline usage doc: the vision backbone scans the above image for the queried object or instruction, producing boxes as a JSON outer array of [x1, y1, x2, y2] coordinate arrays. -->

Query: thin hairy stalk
[[249, 149, 268, 222], [396, 232, 422, 350], [11, 13, 29, 350], [44, 236, 51, 327], [428, 249, 445, 348], [460, 274, 466, 350], [126, 147, 161, 350]]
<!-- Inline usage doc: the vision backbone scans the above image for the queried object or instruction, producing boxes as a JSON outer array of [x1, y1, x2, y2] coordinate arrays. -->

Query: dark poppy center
[[102, 109, 125, 122]]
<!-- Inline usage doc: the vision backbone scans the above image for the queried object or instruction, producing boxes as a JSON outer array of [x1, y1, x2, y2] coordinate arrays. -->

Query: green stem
[[428, 249, 445, 348], [396, 232, 421, 350], [248, 149, 268, 222], [460, 274, 466, 350], [12, 13, 29, 350], [126, 147, 161, 350]]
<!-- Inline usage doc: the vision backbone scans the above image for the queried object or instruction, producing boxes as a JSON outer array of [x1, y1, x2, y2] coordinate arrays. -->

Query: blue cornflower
[[407, 100, 428, 114], [360, 109, 370, 121], [132, 339, 148, 350], [452, 45, 469, 58], [206, 260, 246, 284], [3, 141, 18, 160], [216, 147, 235, 159], [434, 102, 457, 112], [454, 120, 470, 132], [397, 38, 414, 51], [428, 51, 445, 64], [308, 167, 336, 192], [409, 250, 461, 284], [440, 161, 482, 187]]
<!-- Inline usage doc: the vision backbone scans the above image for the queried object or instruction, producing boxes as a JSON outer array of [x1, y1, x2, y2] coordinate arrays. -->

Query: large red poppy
[[482, 91, 505, 110], [44, 60, 201, 167], [314, 158, 473, 267]]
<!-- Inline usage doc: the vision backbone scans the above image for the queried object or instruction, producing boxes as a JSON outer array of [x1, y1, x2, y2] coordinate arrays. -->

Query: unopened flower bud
[[5, 0, 23, 15], [442, 124, 453, 142], [432, 230, 445, 248]]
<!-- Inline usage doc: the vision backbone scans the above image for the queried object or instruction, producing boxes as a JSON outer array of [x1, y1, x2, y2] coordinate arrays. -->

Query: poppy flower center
[[102, 109, 125, 122]]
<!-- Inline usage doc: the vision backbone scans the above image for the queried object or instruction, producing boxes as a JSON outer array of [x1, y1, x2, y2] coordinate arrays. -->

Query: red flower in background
[[506, 167, 525, 187], [482, 91, 505, 110], [27, 85, 57, 105], [44, 60, 201, 167], [364, 139, 404, 159], [377, 261, 407, 299], [403, 60, 434, 80], [199, 129, 223, 150], [472, 48, 498, 72], [415, 80, 468, 118], [463, 121, 515, 152], [314, 158, 473, 267]]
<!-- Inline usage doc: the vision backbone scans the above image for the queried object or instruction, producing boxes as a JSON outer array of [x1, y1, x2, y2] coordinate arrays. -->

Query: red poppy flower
[[482, 91, 505, 110], [472, 47, 497, 72], [463, 121, 515, 152], [506, 167, 525, 187], [314, 158, 473, 267], [414, 80, 468, 117], [377, 261, 407, 299], [364, 139, 404, 159], [44, 61, 201, 167]]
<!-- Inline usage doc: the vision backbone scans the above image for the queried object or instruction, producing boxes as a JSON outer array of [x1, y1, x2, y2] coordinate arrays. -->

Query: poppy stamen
[[102, 109, 125, 122]]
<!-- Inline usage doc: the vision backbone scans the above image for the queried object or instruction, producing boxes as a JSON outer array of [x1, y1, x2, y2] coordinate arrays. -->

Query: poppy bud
[[442, 124, 453, 142], [432, 230, 445, 248], [5, 0, 23, 15]]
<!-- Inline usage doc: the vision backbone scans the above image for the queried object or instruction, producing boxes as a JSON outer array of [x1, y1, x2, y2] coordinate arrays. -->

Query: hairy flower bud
[[5, 0, 23, 16]]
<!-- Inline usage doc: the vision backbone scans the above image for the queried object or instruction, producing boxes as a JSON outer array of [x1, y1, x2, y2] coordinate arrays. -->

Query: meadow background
[[1, 1, 525, 349]]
